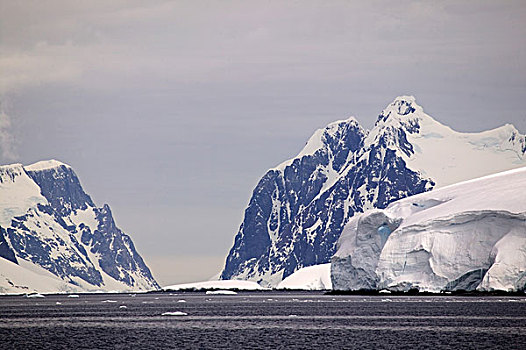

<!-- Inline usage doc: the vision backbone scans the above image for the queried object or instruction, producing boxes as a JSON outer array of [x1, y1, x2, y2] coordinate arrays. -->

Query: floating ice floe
[[26, 293, 45, 298], [205, 290, 237, 295], [161, 311, 188, 316]]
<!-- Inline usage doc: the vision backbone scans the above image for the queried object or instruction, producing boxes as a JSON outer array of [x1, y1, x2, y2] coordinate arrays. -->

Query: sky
[[1, 0, 525, 285]]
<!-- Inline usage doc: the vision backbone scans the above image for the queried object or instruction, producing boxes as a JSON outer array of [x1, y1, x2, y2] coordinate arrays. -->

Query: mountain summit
[[220, 96, 526, 287]]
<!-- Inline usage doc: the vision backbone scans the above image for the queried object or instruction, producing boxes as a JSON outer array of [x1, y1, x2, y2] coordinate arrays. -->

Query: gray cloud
[[0, 101, 17, 161]]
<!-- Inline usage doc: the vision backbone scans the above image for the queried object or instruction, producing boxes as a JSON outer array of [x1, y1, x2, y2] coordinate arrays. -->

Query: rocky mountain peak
[[25, 160, 94, 217], [374, 96, 426, 132]]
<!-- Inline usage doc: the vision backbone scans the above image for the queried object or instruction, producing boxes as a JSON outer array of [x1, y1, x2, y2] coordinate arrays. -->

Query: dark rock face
[[0, 163, 159, 290], [221, 100, 435, 286], [27, 165, 94, 217], [0, 227, 17, 264], [85, 204, 153, 287], [6, 207, 104, 287]]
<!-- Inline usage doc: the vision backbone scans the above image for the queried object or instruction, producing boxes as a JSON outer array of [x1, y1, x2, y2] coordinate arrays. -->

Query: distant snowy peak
[[273, 94, 526, 184], [275, 116, 365, 171], [368, 96, 526, 187], [24, 159, 71, 172], [376, 95, 421, 125]]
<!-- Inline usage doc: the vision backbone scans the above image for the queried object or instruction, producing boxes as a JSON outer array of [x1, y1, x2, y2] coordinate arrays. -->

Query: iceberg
[[332, 167, 526, 292]]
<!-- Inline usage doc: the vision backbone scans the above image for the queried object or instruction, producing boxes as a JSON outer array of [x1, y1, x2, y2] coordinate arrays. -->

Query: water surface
[[1, 292, 525, 349]]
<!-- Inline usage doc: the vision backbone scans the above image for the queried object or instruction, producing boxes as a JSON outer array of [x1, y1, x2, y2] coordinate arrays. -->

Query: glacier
[[332, 167, 526, 292], [221, 96, 526, 287], [0, 160, 159, 294]]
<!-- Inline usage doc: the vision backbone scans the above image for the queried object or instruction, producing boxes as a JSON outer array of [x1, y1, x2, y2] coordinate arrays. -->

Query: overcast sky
[[1, 0, 525, 285]]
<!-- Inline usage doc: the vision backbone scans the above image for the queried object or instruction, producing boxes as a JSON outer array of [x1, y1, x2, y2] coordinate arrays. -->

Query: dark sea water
[[1, 292, 525, 349]]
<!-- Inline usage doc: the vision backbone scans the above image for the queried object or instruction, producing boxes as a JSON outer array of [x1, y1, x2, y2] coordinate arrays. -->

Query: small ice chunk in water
[[206, 290, 237, 295], [161, 311, 188, 316], [26, 293, 45, 298]]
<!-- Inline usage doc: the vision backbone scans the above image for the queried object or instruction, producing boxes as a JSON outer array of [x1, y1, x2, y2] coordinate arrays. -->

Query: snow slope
[[0, 164, 46, 227], [367, 96, 526, 187], [332, 167, 526, 292], [276, 263, 332, 290], [222, 96, 526, 287], [0, 160, 159, 294], [0, 255, 83, 294]]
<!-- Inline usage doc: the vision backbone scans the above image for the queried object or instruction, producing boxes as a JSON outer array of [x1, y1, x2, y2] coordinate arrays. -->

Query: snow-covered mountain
[[332, 166, 526, 292], [221, 96, 526, 287], [0, 160, 159, 294]]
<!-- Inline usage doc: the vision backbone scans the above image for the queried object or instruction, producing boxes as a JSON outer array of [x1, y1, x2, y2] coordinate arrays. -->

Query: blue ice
[[377, 224, 391, 246]]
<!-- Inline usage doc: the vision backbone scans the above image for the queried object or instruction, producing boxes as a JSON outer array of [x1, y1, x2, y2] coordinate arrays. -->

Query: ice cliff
[[332, 167, 526, 292]]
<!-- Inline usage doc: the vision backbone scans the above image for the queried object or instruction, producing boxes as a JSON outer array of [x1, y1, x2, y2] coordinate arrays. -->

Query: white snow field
[[332, 167, 526, 292], [277, 264, 332, 290], [163, 280, 267, 291]]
